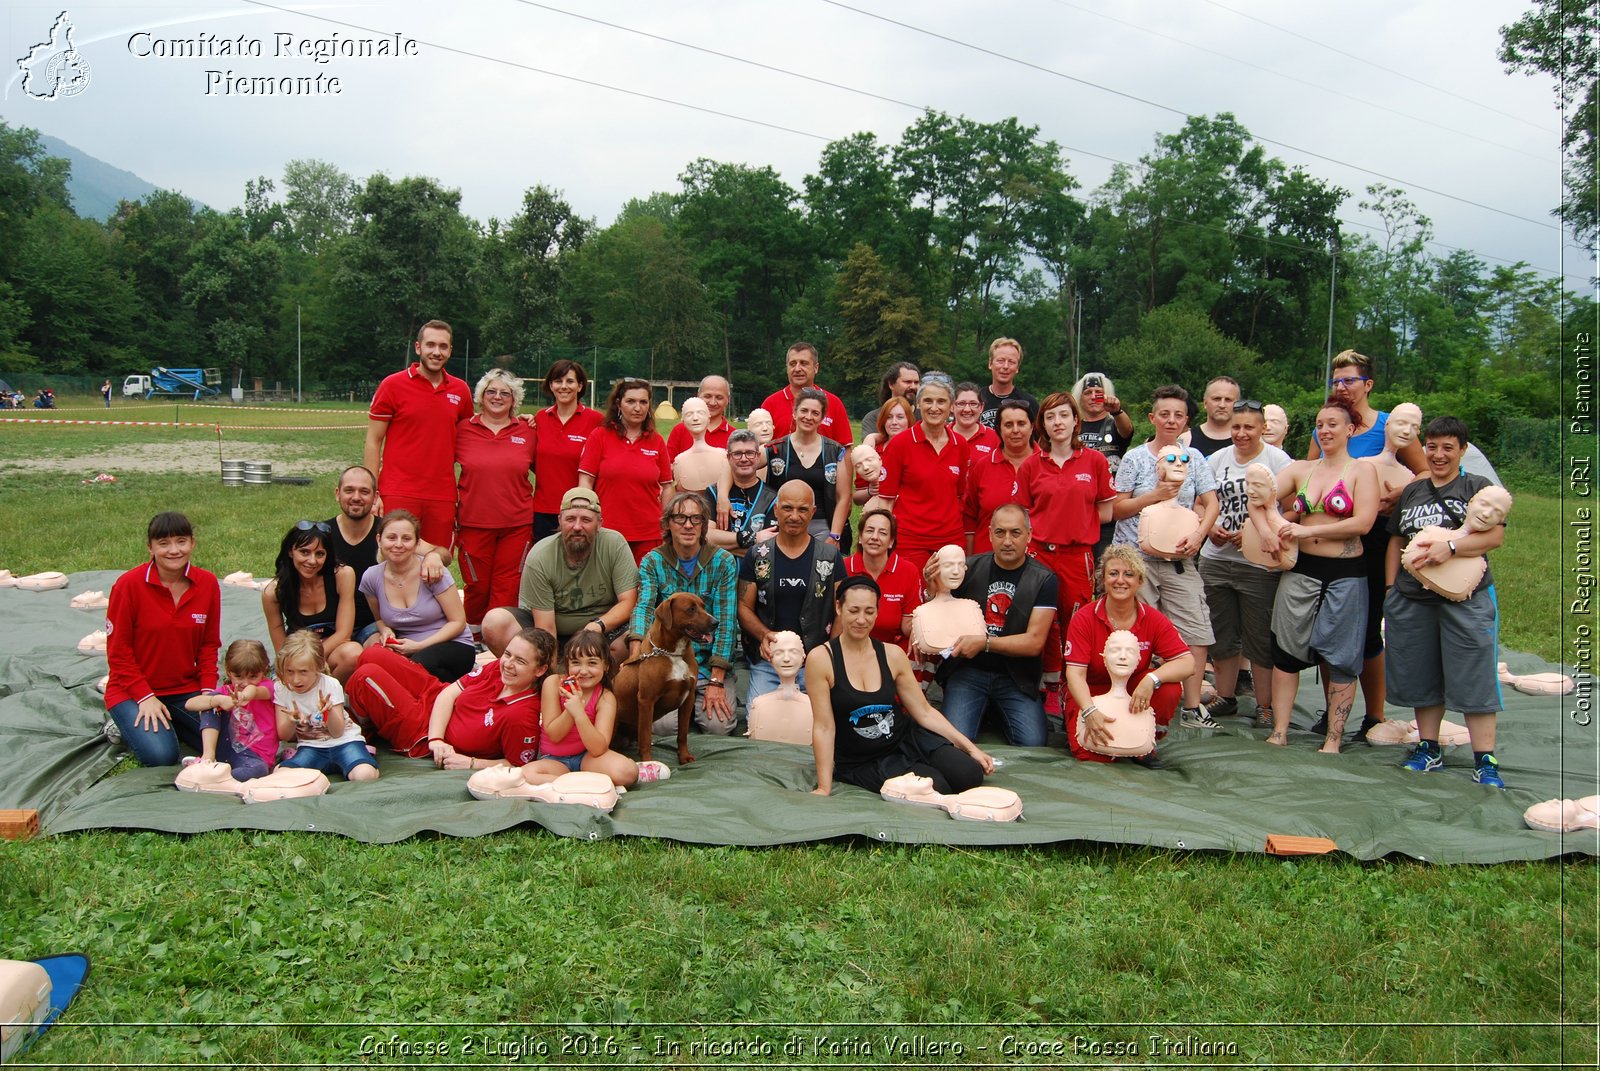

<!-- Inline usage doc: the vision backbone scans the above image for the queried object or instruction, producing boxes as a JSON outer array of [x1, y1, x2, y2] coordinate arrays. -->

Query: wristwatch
[[1447, 540, 1458, 556]]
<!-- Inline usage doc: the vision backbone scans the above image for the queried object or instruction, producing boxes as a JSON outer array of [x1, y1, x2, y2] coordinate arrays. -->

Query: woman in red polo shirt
[[104, 511, 222, 767], [579, 379, 673, 564], [951, 381, 1000, 468], [456, 369, 537, 632], [844, 509, 921, 650], [1016, 391, 1115, 710], [531, 360, 605, 543], [347, 627, 555, 767], [878, 374, 969, 571], [964, 398, 1036, 554]]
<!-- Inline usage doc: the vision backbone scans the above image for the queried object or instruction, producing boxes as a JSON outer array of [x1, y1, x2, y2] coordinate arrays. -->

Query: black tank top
[[282, 568, 340, 638], [828, 638, 906, 764]]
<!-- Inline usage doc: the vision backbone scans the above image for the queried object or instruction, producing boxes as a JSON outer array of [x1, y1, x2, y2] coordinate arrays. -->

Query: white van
[[122, 374, 151, 398]]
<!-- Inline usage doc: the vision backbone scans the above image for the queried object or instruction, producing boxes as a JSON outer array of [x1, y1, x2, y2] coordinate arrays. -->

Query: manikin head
[[1244, 463, 1278, 507], [925, 545, 969, 597], [853, 441, 882, 483], [768, 631, 804, 682], [679, 397, 710, 437], [1386, 402, 1422, 453], [1102, 629, 1140, 683], [1466, 485, 1513, 532], [1262, 404, 1288, 447], [746, 408, 775, 445], [1156, 447, 1192, 486]]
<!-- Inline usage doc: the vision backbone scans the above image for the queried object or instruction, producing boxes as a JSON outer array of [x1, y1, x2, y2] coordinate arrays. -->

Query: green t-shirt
[[518, 529, 639, 637]]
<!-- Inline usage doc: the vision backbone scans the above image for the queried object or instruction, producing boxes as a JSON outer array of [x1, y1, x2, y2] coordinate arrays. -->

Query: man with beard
[[324, 464, 449, 643], [937, 504, 1058, 746], [479, 488, 638, 661]]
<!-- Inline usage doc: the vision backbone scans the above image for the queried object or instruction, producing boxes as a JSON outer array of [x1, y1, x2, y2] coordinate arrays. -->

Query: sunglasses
[[1160, 451, 1193, 464], [1233, 400, 1264, 413], [294, 520, 332, 535]]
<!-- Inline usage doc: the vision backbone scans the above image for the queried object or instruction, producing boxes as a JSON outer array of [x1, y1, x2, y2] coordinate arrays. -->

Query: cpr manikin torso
[[671, 398, 729, 493], [1402, 484, 1512, 601], [910, 546, 985, 655], [173, 760, 330, 802], [1262, 405, 1288, 449], [1075, 629, 1156, 757], [1137, 450, 1200, 559], [746, 631, 812, 745], [1370, 401, 1421, 508], [1240, 463, 1297, 570], [853, 442, 888, 514]]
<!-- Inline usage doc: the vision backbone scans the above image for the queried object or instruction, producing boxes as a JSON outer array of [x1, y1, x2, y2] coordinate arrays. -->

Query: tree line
[[0, 107, 1587, 450]]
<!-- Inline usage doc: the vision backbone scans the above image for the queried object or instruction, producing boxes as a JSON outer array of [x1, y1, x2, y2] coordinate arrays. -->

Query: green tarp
[[2, 573, 1595, 862]]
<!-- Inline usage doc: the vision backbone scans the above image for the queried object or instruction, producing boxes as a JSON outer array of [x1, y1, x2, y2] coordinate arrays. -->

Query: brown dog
[[611, 592, 718, 766]]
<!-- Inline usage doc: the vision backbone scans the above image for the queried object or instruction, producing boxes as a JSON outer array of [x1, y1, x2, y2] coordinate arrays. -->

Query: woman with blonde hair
[[455, 368, 536, 632]]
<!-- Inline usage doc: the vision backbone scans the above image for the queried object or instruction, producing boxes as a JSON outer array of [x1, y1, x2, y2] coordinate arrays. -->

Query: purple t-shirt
[[358, 566, 473, 646]]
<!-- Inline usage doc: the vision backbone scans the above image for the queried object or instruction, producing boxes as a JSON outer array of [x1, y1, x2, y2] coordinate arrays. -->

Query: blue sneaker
[[1400, 744, 1443, 773], [1471, 756, 1506, 789]]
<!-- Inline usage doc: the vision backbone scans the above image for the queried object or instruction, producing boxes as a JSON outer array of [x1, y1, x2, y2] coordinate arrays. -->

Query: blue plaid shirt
[[629, 543, 740, 673]]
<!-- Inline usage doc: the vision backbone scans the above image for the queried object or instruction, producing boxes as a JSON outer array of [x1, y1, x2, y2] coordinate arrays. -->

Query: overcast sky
[[4, 0, 1592, 291]]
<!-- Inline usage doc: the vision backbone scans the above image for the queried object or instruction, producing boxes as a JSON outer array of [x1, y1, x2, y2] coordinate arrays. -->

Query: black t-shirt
[[1388, 472, 1496, 603], [739, 540, 815, 633], [763, 437, 846, 529], [1187, 425, 1233, 459], [325, 515, 379, 630], [979, 384, 1038, 430], [959, 562, 1058, 675], [710, 481, 776, 548], [1080, 415, 1132, 478]]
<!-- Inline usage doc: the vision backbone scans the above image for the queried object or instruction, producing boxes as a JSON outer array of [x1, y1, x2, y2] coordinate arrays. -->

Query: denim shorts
[[354, 622, 382, 645], [280, 739, 377, 777], [538, 751, 585, 772]]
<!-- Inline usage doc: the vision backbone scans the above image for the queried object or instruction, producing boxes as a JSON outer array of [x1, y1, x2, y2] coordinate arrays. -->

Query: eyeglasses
[[1233, 400, 1264, 413], [1329, 376, 1370, 388], [294, 520, 332, 535], [728, 450, 761, 460], [1160, 451, 1193, 464], [668, 513, 705, 526]]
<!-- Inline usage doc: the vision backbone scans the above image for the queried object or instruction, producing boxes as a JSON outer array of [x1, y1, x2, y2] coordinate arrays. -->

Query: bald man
[[667, 375, 734, 458], [737, 482, 842, 703]]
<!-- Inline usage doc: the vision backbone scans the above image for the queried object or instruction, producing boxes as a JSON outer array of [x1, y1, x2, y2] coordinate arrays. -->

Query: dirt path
[[0, 442, 341, 475]]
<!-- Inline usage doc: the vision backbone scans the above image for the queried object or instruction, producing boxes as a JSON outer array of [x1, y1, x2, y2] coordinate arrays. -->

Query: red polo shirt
[[844, 552, 922, 649], [369, 364, 473, 503], [760, 385, 853, 446], [878, 423, 970, 552], [104, 562, 222, 708], [666, 418, 733, 459], [443, 662, 543, 765], [964, 447, 1037, 553], [1065, 598, 1187, 694], [531, 405, 605, 513], [956, 424, 1000, 471], [579, 428, 673, 541], [1016, 448, 1114, 547], [455, 416, 536, 529]]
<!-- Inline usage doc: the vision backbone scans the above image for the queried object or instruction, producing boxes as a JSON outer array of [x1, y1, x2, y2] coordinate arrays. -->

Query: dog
[[611, 592, 718, 766]]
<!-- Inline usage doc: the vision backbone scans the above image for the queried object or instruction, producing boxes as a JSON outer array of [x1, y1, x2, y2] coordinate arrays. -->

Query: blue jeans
[[746, 660, 806, 706], [280, 739, 377, 777], [940, 665, 1047, 746], [108, 694, 203, 767]]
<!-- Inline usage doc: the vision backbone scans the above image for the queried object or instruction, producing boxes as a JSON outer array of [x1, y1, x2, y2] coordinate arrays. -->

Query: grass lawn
[[1, 404, 1594, 1067]]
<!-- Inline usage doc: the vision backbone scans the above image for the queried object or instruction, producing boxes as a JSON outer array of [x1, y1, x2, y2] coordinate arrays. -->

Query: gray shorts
[[1383, 587, 1503, 714], [1138, 558, 1215, 647], [1199, 555, 1278, 664], [1270, 562, 1366, 684]]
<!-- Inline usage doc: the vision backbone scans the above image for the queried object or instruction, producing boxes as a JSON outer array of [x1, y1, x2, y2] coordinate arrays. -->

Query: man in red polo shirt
[[760, 342, 851, 446], [667, 375, 734, 459], [364, 319, 474, 548]]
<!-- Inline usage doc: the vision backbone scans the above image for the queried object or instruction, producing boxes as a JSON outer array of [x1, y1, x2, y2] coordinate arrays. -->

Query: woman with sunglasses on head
[[579, 378, 673, 565], [1263, 397, 1379, 754], [1196, 399, 1293, 724], [1110, 385, 1220, 729], [531, 360, 605, 543], [762, 386, 854, 553], [963, 399, 1037, 555], [261, 521, 364, 683], [455, 369, 537, 636]]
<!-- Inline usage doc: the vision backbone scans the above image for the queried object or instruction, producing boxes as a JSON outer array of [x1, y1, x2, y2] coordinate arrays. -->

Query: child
[[520, 630, 652, 788], [184, 639, 277, 780], [274, 631, 379, 782]]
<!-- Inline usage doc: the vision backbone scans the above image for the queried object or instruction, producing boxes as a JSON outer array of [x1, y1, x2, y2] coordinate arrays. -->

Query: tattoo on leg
[[1321, 683, 1354, 753]]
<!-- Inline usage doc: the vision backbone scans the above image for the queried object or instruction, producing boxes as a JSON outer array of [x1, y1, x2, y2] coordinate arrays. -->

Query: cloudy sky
[[4, 0, 1591, 290]]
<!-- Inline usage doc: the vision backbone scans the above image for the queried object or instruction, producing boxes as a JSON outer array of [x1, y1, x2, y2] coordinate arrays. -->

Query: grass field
[[0, 402, 1594, 1068]]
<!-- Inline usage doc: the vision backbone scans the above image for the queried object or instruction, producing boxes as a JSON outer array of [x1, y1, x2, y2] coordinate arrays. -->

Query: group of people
[[99, 322, 1513, 803]]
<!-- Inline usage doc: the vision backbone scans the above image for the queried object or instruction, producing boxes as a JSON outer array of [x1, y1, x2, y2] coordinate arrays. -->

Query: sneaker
[[1308, 709, 1328, 735], [1471, 756, 1506, 789], [636, 760, 672, 783], [102, 717, 123, 745], [1180, 706, 1220, 730], [1400, 743, 1443, 774], [1127, 751, 1166, 770], [1042, 685, 1063, 717], [1357, 715, 1385, 743], [1204, 695, 1239, 720], [1254, 706, 1274, 729]]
